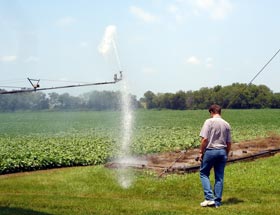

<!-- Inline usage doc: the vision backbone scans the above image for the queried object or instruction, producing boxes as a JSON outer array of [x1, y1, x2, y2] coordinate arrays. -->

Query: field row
[[0, 110, 280, 174]]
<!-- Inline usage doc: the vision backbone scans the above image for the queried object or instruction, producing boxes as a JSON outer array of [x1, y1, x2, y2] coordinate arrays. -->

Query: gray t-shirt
[[200, 116, 231, 149]]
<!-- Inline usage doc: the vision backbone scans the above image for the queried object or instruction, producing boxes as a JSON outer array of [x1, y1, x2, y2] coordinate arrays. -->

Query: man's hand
[[195, 153, 203, 162], [199, 153, 203, 162]]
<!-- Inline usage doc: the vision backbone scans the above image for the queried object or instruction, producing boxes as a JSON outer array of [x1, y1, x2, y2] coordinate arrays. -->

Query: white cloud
[[196, 0, 214, 9], [24, 56, 39, 63], [0, 55, 17, 62], [130, 6, 159, 23], [56, 16, 77, 27], [192, 0, 233, 20], [211, 0, 233, 20], [167, 4, 184, 24], [186, 56, 201, 65], [186, 56, 214, 68], [141, 67, 158, 75]]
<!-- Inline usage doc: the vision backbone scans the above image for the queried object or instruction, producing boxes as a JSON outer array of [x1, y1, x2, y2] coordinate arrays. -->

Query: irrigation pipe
[[0, 72, 123, 95], [167, 148, 280, 174], [158, 150, 186, 178]]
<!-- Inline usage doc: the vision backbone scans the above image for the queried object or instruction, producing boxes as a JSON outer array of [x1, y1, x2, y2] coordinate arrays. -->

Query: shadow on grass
[[0, 207, 53, 215], [223, 197, 244, 205]]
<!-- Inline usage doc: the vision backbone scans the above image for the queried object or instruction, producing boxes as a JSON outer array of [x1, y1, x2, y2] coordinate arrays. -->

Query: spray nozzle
[[114, 71, 123, 82]]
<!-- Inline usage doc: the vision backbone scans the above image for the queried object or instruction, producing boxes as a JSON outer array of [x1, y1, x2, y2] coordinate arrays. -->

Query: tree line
[[1, 83, 280, 112], [141, 83, 280, 110], [0, 90, 139, 112]]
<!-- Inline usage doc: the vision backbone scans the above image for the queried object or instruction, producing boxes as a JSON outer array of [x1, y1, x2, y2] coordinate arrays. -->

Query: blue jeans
[[200, 149, 227, 206]]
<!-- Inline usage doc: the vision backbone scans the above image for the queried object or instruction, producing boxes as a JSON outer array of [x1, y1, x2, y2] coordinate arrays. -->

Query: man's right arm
[[199, 137, 208, 161]]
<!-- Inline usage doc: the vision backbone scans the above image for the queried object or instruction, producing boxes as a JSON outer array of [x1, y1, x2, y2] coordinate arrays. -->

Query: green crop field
[[0, 109, 280, 174], [1, 109, 280, 215]]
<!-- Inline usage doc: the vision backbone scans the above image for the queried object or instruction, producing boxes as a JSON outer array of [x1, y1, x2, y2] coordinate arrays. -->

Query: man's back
[[200, 116, 231, 149]]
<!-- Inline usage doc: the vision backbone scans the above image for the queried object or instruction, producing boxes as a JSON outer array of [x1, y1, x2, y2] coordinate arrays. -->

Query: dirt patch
[[106, 134, 280, 176]]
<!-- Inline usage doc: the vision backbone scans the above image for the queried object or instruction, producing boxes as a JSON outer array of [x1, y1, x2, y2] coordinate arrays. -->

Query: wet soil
[[2, 135, 280, 178], [106, 135, 280, 176]]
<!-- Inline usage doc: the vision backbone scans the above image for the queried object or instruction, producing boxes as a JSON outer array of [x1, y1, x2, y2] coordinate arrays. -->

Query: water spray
[[112, 38, 122, 72], [115, 72, 139, 188], [98, 24, 137, 188]]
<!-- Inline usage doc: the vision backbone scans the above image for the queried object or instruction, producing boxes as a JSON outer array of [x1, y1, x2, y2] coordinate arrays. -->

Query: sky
[[0, 0, 279, 99]]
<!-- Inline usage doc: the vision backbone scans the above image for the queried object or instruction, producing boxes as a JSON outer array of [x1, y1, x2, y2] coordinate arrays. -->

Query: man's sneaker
[[200, 200, 215, 207]]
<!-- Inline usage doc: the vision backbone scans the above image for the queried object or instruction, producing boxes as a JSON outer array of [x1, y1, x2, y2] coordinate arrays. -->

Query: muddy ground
[[1, 135, 280, 178], [106, 135, 280, 176]]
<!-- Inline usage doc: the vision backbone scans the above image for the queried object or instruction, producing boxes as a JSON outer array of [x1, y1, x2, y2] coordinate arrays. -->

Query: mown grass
[[0, 154, 280, 215]]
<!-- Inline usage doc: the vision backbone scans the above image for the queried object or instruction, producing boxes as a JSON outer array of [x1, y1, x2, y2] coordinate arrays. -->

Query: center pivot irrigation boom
[[0, 71, 123, 95]]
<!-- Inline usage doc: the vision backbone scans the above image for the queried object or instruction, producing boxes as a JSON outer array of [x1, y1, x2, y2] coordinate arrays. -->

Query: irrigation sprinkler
[[0, 71, 123, 95]]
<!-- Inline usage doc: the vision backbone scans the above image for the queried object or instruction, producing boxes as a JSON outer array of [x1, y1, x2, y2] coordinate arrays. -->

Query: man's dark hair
[[209, 104, 221, 114]]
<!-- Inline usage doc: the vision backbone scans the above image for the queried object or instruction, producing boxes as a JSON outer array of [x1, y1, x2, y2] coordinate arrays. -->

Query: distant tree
[[249, 84, 272, 108], [1, 83, 280, 111], [271, 93, 280, 108], [185, 90, 194, 109], [139, 84, 280, 110], [60, 93, 82, 109], [192, 87, 214, 109], [155, 93, 172, 109], [143, 91, 157, 109], [129, 94, 141, 109], [88, 90, 139, 110], [0, 92, 49, 111], [83, 91, 120, 110], [171, 91, 186, 110], [29, 92, 49, 110], [48, 92, 61, 109], [222, 83, 273, 109]]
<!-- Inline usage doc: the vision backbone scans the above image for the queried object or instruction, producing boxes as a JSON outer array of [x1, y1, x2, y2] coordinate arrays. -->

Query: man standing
[[199, 104, 231, 208]]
